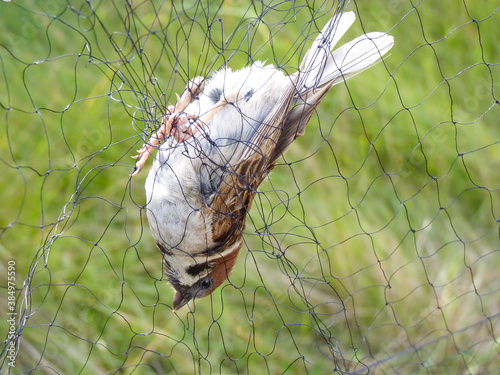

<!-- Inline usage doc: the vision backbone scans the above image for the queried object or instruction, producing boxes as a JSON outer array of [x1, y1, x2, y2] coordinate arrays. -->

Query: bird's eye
[[199, 278, 212, 290]]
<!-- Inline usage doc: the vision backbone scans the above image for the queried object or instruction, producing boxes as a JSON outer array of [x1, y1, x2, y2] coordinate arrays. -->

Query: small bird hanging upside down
[[132, 11, 394, 312]]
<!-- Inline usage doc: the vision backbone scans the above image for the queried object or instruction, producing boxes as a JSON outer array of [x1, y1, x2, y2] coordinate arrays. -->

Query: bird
[[132, 11, 394, 311]]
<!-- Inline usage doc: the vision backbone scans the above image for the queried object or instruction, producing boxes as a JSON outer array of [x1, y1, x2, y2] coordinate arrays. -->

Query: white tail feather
[[299, 11, 394, 91], [327, 32, 394, 84]]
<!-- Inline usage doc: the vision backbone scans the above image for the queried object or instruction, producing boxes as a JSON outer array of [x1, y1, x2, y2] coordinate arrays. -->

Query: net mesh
[[1, 0, 499, 374]]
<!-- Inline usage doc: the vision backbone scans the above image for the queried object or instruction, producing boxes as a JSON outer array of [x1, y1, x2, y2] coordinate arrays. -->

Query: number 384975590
[[7, 260, 16, 309]]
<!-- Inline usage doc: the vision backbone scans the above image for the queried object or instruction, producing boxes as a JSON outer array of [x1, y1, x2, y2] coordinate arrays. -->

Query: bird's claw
[[131, 77, 236, 176]]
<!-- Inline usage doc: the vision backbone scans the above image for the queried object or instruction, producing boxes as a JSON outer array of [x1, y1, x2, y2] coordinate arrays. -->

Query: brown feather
[[270, 80, 336, 164], [208, 240, 243, 290], [209, 156, 268, 245]]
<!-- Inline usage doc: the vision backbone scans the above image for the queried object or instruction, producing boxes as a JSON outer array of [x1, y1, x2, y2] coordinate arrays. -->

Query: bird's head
[[161, 238, 243, 311]]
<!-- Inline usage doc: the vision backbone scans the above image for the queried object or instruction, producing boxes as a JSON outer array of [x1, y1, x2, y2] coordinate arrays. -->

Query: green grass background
[[1, 0, 499, 374]]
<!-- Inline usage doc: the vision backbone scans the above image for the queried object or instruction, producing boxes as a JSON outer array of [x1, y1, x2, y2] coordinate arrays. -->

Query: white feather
[[300, 11, 394, 90]]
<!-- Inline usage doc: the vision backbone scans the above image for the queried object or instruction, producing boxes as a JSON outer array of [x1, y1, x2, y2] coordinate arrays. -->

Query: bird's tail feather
[[299, 11, 394, 92], [267, 11, 393, 164]]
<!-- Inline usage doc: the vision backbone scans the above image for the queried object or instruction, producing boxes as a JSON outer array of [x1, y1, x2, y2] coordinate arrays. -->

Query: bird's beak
[[172, 288, 192, 312]]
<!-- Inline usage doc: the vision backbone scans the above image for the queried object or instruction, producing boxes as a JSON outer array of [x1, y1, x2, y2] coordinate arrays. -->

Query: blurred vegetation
[[1, 0, 499, 374]]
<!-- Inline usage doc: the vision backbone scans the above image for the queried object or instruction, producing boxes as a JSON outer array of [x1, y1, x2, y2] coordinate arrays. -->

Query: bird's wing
[[208, 73, 300, 244]]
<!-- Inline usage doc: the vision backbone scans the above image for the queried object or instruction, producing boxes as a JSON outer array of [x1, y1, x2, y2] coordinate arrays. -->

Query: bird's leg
[[175, 76, 206, 112], [170, 90, 242, 143], [132, 87, 240, 175], [131, 77, 205, 176], [170, 99, 228, 143]]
